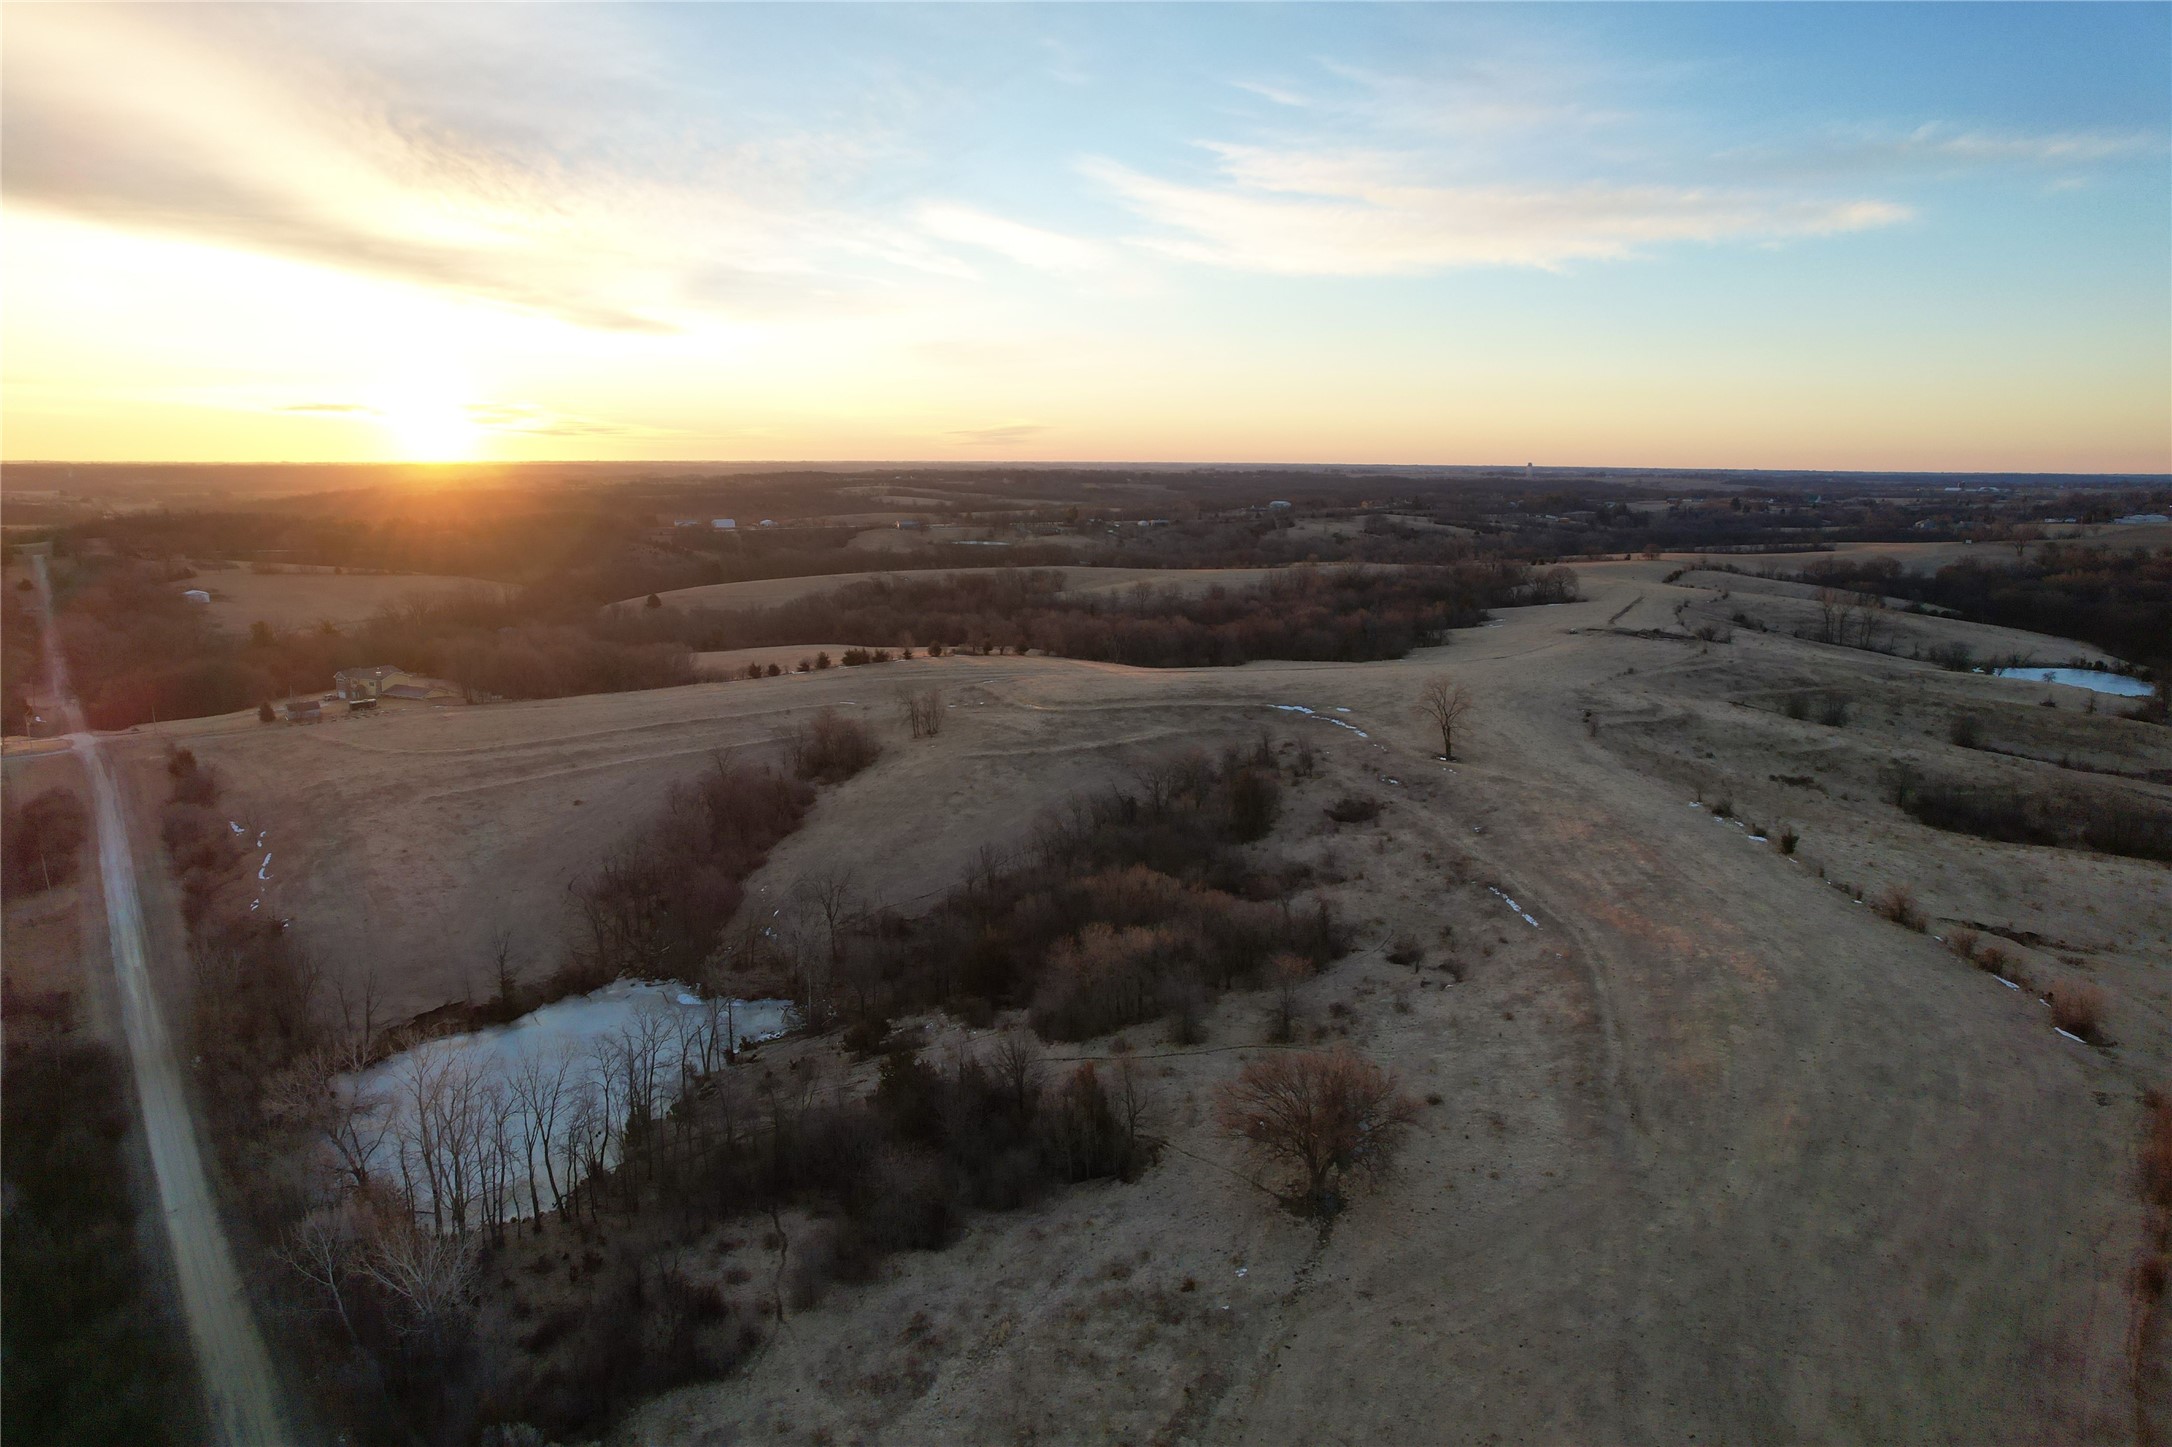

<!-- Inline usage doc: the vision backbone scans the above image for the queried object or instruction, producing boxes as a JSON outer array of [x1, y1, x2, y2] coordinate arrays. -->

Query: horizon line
[[4, 459, 2168, 483]]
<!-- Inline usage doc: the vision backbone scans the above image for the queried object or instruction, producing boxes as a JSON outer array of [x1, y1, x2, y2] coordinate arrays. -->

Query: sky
[[3, 2, 2167, 472]]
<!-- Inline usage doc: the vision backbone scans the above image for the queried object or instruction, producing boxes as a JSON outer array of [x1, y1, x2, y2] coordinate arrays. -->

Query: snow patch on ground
[[1487, 885, 1539, 928], [1267, 704, 1369, 738]]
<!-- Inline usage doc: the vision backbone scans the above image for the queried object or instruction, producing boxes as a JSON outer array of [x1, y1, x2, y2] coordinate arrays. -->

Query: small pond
[[342, 980, 795, 1228]]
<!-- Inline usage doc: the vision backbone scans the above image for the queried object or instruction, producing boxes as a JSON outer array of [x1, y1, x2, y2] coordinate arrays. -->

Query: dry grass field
[[172, 568, 501, 632], [107, 558, 2172, 1444]]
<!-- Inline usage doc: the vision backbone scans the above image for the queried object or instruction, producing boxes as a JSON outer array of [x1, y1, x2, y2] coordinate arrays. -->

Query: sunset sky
[[3, 3, 2166, 472]]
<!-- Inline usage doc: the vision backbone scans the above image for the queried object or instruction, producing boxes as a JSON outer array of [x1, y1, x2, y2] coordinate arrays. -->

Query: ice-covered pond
[[1990, 667, 2153, 698], [341, 981, 795, 1230]]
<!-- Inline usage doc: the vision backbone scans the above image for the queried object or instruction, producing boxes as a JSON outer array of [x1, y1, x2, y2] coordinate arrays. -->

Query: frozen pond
[[341, 981, 795, 1230], [1990, 667, 2153, 698]]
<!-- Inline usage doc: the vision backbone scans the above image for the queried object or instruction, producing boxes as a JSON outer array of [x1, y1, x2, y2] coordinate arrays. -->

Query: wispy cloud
[[464, 401, 658, 438], [917, 203, 1107, 273], [1088, 146, 1909, 275], [0, 7, 930, 333], [950, 422, 1050, 446], [1719, 123, 2162, 182]]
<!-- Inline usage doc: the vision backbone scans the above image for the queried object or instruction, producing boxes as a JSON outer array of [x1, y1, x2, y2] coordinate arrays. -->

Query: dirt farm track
[[72, 557, 2172, 1445]]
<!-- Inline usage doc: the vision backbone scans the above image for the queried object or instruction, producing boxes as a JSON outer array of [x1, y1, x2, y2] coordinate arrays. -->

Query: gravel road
[[32, 555, 292, 1445]]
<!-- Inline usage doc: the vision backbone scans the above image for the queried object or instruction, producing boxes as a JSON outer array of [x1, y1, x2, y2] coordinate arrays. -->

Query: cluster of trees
[[1883, 761, 2172, 862], [40, 552, 1556, 729], [2, 1020, 199, 1444], [564, 760, 816, 993], [47, 560, 695, 728], [1787, 546, 2172, 669], [2, 578, 44, 734], [769, 739, 1345, 1049], [2, 786, 87, 898], [158, 750, 325, 1151], [3, 782, 195, 1444], [624, 561, 1574, 669]]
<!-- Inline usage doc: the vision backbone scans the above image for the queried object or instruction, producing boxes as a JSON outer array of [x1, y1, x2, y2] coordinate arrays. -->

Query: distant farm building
[[182, 588, 212, 605], [712, 518, 736, 530], [334, 664, 461, 704], [284, 698, 322, 724], [1268, 500, 1293, 510]]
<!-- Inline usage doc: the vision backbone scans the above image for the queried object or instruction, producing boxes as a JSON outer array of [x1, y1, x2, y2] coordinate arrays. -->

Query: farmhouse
[[334, 664, 461, 704]]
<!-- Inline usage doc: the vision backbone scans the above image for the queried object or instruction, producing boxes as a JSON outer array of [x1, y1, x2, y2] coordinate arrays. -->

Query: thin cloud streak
[[917, 204, 1108, 273], [1088, 147, 1910, 275], [950, 422, 1051, 445]]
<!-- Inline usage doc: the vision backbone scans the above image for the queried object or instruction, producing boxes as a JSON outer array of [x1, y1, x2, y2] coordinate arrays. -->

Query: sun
[[377, 386, 481, 462]]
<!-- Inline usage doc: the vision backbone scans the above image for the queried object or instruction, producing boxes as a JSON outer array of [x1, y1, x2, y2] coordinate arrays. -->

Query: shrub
[[1324, 795, 1380, 825], [2047, 981, 2107, 1041], [1948, 714, 1982, 749], [1975, 943, 2014, 980], [1947, 928, 1980, 963], [789, 708, 881, 784], [1777, 826, 1799, 855], [1215, 1050, 1418, 1218], [2142, 1090, 2172, 1213], [1874, 885, 1926, 932], [1818, 694, 1851, 727], [1226, 768, 1280, 843]]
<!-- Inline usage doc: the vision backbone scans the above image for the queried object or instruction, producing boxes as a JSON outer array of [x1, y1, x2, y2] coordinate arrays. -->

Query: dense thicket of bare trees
[[615, 561, 1559, 669], [1, 786, 86, 897], [786, 708, 881, 783], [563, 759, 813, 992], [775, 739, 1341, 1047]]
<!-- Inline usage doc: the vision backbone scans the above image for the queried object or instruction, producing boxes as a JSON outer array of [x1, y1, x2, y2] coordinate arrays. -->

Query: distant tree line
[[618, 562, 1575, 669], [1784, 546, 2172, 669]]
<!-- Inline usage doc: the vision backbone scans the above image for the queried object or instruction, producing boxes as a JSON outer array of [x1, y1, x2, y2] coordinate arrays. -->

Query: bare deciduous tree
[[797, 866, 859, 963], [1418, 677, 1475, 760], [1215, 1049, 1419, 1217], [279, 1202, 362, 1344], [353, 1196, 479, 1345], [899, 687, 945, 739]]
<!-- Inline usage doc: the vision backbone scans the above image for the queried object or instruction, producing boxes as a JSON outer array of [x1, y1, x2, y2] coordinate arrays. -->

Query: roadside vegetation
[[2, 783, 199, 1446]]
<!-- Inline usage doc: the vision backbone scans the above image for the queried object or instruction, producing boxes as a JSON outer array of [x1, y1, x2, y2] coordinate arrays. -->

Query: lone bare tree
[[1418, 677, 1474, 760], [1215, 1049, 1419, 1218], [899, 687, 945, 739]]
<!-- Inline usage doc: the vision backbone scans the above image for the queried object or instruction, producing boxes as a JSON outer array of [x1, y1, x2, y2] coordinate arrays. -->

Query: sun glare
[[378, 388, 480, 462]]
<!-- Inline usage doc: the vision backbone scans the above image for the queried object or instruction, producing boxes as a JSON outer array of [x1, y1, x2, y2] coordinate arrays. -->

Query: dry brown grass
[[2046, 980, 2108, 1041], [1875, 884, 1927, 932]]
